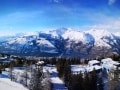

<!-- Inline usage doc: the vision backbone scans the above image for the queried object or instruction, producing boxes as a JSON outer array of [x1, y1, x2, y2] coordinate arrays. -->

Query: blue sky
[[0, 0, 120, 36]]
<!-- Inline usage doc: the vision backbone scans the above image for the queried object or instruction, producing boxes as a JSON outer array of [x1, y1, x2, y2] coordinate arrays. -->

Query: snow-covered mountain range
[[0, 28, 120, 58]]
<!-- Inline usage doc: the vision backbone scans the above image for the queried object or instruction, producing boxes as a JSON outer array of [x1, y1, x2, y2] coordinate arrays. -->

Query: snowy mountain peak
[[114, 32, 120, 37], [62, 30, 85, 41], [47, 27, 69, 36], [85, 29, 115, 47], [55, 27, 69, 35], [23, 32, 38, 37], [0, 28, 120, 57], [86, 29, 113, 39], [62, 30, 94, 45]]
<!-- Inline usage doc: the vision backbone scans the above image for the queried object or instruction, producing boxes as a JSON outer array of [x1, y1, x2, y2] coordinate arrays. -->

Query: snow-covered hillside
[[62, 30, 94, 44], [0, 28, 120, 58], [0, 78, 28, 90], [85, 29, 115, 47]]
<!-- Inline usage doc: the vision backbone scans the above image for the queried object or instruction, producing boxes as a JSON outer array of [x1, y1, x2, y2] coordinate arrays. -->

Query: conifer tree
[[90, 69, 97, 90], [78, 72, 84, 90], [29, 66, 42, 90], [83, 72, 90, 90], [63, 61, 71, 86], [0, 65, 2, 74], [10, 61, 14, 81]]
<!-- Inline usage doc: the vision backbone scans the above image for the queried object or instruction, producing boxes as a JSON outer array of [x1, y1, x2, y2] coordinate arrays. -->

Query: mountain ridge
[[0, 28, 120, 58]]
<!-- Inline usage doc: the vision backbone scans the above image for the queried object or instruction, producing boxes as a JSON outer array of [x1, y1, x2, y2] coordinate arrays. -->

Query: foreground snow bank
[[0, 78, 28, 90]]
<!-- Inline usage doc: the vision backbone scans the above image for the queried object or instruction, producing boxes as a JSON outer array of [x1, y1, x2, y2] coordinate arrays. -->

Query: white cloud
[[79, 15, 120, 33], [89, 19, 120, 32], [0, 28, 17, 37], [49, 0, 61, 3], [108, 0, 116, 5], [53, 0, 59, 3]]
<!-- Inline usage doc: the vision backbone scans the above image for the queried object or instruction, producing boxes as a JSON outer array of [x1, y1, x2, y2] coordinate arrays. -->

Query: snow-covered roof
[[36, 61, 44, 65], [88, 60, 100, 66], [101, 58, 119, 65], [101, 58, 120, 70], [71, 65, 102, 73], [87, 65, 102, 72], [101, 58, 112, 62], [71, 65, 87, 73], [0, 56, 7, 59]]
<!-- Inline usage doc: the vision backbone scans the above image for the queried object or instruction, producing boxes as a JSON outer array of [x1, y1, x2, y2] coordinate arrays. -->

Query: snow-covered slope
[[85, 29, 115, 47], [0, 78, 28, 90], [114, 32, 120, 37], [0, 32, 59, 56], [0, 28, 120, 58], [62, 30, 94, 44], [62, 29, 94, 56]]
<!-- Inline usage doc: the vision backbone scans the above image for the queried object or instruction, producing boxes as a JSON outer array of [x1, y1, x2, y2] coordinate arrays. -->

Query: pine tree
[[83, 72, 90, 90], [78, 72, 84, 90], [98, 77, 104, 90], [0, 65, 2, 74], [41, 71, 51, 90], [10, 61, 14, 81], [23, 60, 29, 87], [90, 69, 97, 90], [63, 61, 71, 86], [29, 67, 42, 90]]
